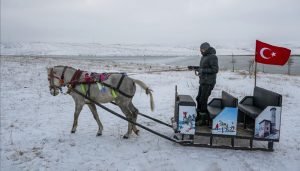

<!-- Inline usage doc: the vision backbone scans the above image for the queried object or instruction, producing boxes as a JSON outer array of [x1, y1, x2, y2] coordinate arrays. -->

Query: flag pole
[[254, 44, 257, 87], [254, 61, 257, 87]]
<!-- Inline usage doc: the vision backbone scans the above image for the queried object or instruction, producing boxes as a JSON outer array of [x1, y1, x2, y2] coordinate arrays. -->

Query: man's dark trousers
[[196, 84, 215, 114]]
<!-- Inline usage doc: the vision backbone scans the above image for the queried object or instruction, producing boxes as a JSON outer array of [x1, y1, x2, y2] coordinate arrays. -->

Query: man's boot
[[195, 112, 207, 126], [200, 114, 207, 126]]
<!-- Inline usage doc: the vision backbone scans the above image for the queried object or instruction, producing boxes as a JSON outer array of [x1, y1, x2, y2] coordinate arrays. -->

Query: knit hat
[[200, 42, 210, 51]]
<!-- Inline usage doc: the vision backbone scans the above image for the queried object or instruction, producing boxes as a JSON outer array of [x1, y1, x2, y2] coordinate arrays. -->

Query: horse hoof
[[123, 135, 129, 139], [134, 130, 140, 136], [97, 133, 102, 136], [71, 130, 76, 134]]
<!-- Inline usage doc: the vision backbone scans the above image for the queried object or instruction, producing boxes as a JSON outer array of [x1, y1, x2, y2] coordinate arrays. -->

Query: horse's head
[[47, 66, 65, 96]]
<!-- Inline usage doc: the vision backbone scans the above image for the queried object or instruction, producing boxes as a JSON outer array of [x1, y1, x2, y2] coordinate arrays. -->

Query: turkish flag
[[255, 40, 291, 66]]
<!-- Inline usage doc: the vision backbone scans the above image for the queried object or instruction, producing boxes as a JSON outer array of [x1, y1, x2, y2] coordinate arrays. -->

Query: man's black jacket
[[199, 47, 219, 85]]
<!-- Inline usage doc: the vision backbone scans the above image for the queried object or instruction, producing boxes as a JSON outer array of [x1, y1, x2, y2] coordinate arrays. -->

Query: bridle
[[48, 66, 68, 94]]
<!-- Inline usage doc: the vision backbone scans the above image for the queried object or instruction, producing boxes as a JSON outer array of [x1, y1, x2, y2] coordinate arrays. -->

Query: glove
[[198, 68, 203, 74], [188, 66, 193, 70]]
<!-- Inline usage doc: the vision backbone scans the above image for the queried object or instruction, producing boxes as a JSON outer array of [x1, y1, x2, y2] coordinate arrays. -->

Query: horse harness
[[48, 66, 133, 98]]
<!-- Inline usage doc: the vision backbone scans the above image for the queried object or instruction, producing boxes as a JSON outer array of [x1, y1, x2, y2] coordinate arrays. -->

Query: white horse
[[47, 66, 154, 138]]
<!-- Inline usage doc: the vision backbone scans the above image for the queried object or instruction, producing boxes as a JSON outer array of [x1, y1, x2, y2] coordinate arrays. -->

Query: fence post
[[287, 58, 294, 75]]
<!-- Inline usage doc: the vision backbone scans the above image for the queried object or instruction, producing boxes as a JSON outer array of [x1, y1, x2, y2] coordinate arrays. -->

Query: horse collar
[[61, 66, 68, 80], [69, 69, 83, 88]]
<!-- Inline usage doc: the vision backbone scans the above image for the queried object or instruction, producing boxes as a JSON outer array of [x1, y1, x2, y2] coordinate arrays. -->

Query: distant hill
[[1, 42, 299, 56]]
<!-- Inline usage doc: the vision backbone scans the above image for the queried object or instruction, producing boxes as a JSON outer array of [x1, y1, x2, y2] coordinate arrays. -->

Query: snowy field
[[1, 56, 300, 171]]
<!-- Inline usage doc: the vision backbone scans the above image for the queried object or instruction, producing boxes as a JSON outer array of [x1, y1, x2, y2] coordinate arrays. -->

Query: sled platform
[[172, 86, 277, 151]]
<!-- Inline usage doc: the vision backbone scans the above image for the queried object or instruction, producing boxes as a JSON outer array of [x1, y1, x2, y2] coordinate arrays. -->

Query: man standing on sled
[[195, 42, 219, 125]]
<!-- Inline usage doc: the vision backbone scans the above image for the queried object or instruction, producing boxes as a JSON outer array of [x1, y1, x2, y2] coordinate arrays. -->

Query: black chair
[[207, 91, 238, 124], [238, 86, 282, 128]]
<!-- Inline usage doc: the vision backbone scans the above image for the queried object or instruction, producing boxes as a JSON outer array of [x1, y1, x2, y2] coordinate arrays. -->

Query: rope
[[126, 67, 189, 76]]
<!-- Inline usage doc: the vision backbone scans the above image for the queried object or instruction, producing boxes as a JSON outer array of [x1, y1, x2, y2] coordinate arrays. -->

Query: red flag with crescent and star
[[255, 40, 291, 66]]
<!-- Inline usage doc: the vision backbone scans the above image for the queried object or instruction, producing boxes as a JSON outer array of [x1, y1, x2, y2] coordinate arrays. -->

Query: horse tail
[[133, 79, 155, 111]]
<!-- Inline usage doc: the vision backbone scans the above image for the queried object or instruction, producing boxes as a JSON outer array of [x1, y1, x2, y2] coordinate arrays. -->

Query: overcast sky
[[1, 0, 300, 46]]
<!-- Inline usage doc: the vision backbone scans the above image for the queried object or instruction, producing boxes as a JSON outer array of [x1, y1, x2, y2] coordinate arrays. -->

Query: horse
[[47, 65, 154, 139]]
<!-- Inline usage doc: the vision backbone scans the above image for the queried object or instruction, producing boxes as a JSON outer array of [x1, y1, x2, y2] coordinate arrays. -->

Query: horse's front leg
[[88, 103, 103, 136], [71, 102, 84, 134]]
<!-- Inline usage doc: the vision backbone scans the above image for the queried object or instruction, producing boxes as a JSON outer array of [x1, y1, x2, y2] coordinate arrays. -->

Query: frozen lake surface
[[6, 54, 299, 75]]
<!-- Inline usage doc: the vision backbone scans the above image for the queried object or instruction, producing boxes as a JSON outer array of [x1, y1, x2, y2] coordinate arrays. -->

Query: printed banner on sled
[[254, 106, 281, 140], [178, 106, 196, 135], [212, 107, 238, 135]]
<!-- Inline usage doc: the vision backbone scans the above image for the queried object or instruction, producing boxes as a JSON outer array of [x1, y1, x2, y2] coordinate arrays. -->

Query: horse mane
[[54, 65, 76, 71]]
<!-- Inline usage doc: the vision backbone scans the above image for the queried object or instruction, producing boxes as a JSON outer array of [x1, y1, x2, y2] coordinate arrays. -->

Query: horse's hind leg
[[119, 106, 134, 139], [129, 102, 139, 135], [88, 103, 103, 136], [71, 102, 84, 134]]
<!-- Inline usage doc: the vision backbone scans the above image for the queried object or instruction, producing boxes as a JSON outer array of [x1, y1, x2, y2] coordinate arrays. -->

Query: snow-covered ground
[[1, 56, 300, 171], [3, 42, 299, 56]]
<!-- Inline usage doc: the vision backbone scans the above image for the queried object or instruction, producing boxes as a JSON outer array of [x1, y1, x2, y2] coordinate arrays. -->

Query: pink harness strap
[[99, 73, 110, 82]]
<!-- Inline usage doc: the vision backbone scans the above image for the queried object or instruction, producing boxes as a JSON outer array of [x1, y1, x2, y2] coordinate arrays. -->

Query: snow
[[1, 56, 300, 171]]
